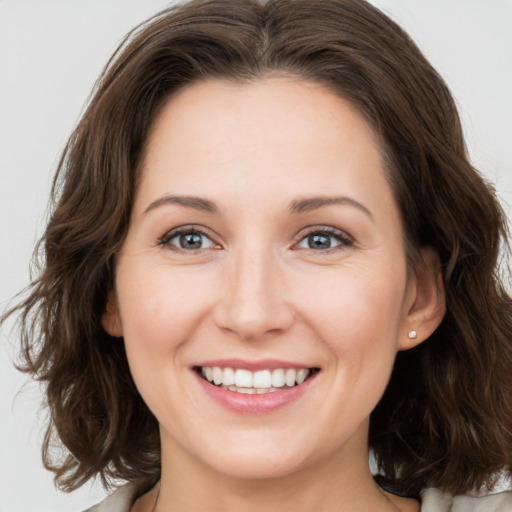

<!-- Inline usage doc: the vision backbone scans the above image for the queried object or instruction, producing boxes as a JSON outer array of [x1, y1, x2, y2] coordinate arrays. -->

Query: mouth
[[195, 365, 320, 395]]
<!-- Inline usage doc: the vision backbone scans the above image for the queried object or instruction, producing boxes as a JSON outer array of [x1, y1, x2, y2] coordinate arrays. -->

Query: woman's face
[[105, 77, 425, 480]]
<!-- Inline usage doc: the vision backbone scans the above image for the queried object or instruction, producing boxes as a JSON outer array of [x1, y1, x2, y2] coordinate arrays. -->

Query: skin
[[103, 77, 445, 511]]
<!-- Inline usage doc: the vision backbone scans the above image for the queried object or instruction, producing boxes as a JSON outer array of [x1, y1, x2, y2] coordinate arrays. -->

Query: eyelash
[[293, 226, 354, 252], [158, 226, 217, 252], [158, 226, 354, 253]]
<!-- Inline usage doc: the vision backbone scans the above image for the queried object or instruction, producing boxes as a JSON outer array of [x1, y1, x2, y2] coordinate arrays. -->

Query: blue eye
[[296, 230, 352, 250], [162, 229, 215, 250]]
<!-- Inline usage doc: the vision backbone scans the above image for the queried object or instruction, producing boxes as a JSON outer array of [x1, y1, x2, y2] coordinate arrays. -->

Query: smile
[[197, 366, 319, 394]]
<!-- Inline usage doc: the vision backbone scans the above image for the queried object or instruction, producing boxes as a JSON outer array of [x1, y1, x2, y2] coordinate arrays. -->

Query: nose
[[213, 245, 294, 341]]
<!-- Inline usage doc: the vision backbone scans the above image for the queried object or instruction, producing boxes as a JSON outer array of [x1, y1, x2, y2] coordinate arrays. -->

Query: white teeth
[[271, 369, 286, 388], [200, 365, 314, 393], [225, 385, 280, 394], [237, 387, 256, 394], [253, 370, 272, 388], [296, 368, 309, 385], [223, 367, 236, 386], [235, 369, 253, 388], [212, 366, 223, 385], [285, 369, 296, 387]]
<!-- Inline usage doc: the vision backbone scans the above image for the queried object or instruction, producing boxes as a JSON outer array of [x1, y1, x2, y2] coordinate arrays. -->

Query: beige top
[[86, 481, 512, 511]]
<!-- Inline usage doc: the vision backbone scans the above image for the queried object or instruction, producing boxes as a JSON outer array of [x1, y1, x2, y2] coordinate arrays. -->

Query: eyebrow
[[143, 194, 372, 219], [289, 196, 373, 218], [144, 195, 220, 215]]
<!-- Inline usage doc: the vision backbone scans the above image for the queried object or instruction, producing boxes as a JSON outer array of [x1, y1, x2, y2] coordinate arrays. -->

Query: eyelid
[[156, 224, 353, 253], [292, 226, 355, 251], [158, 225, 221, 251]]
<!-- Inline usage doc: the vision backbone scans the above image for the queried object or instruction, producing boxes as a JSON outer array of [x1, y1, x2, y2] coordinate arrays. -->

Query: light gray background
[[1, 1, 511, 511]]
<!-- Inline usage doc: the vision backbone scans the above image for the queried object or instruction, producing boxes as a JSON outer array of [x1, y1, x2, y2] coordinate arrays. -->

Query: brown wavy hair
[[4, 0, 512, 498]]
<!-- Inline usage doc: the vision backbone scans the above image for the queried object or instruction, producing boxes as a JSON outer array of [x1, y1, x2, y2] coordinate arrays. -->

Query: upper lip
[[193, 358, 319, 371]]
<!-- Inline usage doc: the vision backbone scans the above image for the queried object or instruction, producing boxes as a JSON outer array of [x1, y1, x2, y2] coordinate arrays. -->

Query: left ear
[[398, 247, 446, 351], [101, 289, 123, 338]]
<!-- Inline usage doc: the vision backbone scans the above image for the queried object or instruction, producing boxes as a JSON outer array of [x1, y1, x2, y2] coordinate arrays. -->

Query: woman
[[6, 0, 512, 510]]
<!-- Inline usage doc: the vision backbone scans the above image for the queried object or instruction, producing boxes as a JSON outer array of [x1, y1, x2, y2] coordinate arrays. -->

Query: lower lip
[[195, 372, 317, 414]]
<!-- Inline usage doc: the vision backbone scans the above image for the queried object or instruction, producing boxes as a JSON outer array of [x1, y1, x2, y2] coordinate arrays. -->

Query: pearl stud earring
[[408, 330, 417, 339]]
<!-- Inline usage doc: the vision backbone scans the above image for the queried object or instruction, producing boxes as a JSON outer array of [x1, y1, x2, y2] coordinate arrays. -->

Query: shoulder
[[84, 480, 150, 512], [421, 488, 512, 512]]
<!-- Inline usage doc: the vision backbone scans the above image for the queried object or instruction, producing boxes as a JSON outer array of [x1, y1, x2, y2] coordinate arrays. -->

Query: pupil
[[180, 233, 202, 249], [309, 234, 331, 249]]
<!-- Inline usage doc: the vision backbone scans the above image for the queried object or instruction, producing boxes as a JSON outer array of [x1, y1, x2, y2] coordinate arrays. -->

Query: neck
[[146, 428, 412, 512]]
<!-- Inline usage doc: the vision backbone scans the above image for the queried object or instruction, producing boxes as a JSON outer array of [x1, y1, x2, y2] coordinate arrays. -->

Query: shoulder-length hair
[[6, 0, 512, 497]]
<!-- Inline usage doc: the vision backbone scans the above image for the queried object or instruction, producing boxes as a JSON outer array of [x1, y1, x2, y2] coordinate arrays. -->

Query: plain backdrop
[[1, 1, 511, 511]]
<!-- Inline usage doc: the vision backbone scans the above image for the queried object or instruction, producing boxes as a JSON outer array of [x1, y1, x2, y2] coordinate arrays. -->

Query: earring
[[408, 330, 418, 339]]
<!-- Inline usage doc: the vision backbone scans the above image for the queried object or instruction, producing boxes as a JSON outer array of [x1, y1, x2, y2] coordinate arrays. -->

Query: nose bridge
[[214, 237, 292, 340]]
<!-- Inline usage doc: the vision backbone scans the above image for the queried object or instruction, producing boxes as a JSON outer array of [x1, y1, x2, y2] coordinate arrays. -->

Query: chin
[[190, 433, 322, 481], [207, 454, 311, 481]]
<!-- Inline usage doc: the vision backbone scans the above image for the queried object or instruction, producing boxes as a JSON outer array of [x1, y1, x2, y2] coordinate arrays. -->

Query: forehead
[[136, 77, 393, 216], [144, 76, 381, 160]]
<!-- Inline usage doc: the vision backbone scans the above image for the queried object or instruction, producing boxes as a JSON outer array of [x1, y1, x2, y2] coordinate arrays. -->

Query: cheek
[[300, 263, 405, 333], [295, 262, 407, 379], [114, 261, 221, 422], [298, 265, 407, 431], [115, 260, 217, 359]]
